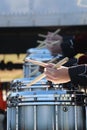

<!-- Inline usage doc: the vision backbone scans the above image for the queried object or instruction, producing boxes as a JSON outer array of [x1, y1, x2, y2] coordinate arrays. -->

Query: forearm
[[68, 64, 87, 86]]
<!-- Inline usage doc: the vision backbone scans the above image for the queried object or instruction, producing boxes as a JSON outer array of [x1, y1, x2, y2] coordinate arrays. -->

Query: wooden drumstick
[[36, 40, 46, 48], [38, 29, 61, 38], [29, 68, 39, 77], [37, 45, 46, 49], [47, 40, 60, 45], [36, 40, 60, 49], [37, 40, 60, 50], [26, 57, 58, 77], [52, 29, 61, 35], [48, 56, 59, 63], [37, 39, 47, 48], [36, 40, 47, 47], [37, 40, 60, 46], [25, 56, 59, 67], [27, 57, 69, 87], [25, 58, 47, 67], [37, 29, 61, 48]]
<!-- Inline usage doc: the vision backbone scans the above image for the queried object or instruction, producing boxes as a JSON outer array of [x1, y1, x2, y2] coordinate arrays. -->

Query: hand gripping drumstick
[[27, 57, 69, 87], [25, 57, 59, 77], [38, 29, 61, 38], [36, 40, 60, 49], [37, 29, 61, 48]]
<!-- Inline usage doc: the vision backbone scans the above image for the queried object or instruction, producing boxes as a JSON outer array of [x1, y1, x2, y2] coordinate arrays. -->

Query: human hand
[[44, 64, 70, 84], [44, 32, 63, 56]]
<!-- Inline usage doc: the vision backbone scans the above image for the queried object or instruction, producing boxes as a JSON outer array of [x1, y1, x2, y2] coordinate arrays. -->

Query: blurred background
[[0, 0, 87, 129]]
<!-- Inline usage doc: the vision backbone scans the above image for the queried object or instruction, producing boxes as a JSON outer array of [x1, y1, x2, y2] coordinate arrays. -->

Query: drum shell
[[7, 90, 86, 130], [7, 105, 85, 130]]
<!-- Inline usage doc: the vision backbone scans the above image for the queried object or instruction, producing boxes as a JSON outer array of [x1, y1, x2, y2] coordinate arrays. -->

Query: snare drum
[[7, 90, 86, 130]]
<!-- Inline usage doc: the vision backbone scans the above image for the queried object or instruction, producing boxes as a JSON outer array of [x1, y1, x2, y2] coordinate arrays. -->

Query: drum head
[[26, 48, 51, 55]]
